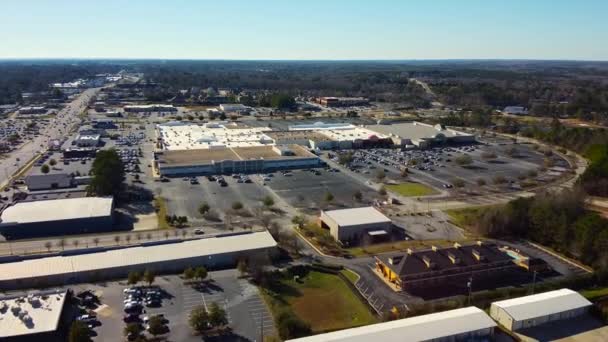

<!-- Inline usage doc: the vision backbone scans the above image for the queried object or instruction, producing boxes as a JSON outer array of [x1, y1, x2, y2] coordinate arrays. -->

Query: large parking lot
[[265, 168, 381, 214], [331, 141, 570, 196], [65, 269, 275, 342]]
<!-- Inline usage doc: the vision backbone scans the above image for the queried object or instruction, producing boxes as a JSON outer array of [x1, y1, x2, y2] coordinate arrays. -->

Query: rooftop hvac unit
[[453, 242, 461, 249], [406, 248, 414, 255], [431, 245, 438, 252]]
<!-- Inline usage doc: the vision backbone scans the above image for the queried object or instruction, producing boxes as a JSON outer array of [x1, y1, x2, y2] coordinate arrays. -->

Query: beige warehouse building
[[490, 289, 592, 332], [320, 206, 392, 244]]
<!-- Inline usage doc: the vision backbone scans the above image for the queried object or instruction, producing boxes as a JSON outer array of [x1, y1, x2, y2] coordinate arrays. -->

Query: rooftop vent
[[447, 252, 460, 264], [388, 256, 403, 265], [431, 245, 438, 252], [406, 248, 414, 255], [477, 240, 483, 246], [472, 249, 485, 261], [422, 255, 436, 269], [453, 242, 461, 249]]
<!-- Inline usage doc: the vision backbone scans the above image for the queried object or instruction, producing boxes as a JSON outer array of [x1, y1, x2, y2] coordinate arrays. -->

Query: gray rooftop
[[0, 197, 113, 225]]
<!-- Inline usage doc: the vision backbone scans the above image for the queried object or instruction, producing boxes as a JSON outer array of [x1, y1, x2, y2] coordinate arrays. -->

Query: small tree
[[232, 201, 243, 210], [378, 186, 387, 196], [481, 151, 497, 160], [57, 239, 66, 251], [291, 215, 305, 228], [375, 169, 386, 181], [183, 267, 195, 281], [452, 178, 465, 188], [68, 321, 92, 342], [455, 154, 473, 166], [147, 315, 166, 336], [41, 164, 50, 174], [44, 241, 52, 252], [127, 271, 141, 285], [198, 202, 210, 215], [49, 158, 57, 166], [194, 266, 208, 283], [353, 190, 363, 202], [188, 305, 210, 334], [114, 235, 121, 245], [143, 269, 155, 286], [262, 196, 275, 208], [72, 240, 80, 249], [323, 192, 334, 203], [208, 302, 228, 327], [123, 322, 143, 339], [125, 235, 132, 244], [237, 258, 248, 276]]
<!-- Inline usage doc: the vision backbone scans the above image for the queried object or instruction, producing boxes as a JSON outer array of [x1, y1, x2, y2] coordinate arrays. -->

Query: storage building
[[287, 306, 496, 342], [490, 288, 592, 331], [0, 231, 276, 290], [0, 197, 114, 239], [320, 207, 391, 243]]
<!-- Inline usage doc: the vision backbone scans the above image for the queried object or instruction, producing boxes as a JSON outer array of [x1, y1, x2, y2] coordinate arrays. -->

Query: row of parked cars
[[123, 286, 168, 340]]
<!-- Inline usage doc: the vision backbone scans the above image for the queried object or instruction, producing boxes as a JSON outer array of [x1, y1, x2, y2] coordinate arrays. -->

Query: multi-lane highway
[[0, 87, 101, 188]]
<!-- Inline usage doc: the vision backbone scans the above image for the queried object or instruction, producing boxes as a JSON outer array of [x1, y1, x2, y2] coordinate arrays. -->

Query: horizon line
[[1, 57, 608, 63]]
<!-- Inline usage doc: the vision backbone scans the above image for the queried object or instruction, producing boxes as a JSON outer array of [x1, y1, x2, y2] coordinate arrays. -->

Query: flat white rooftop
[[158, 122, 273, 151], [0, 231, 276, 282], [0, 290, 67, 338], [491, 289, 592, 322], [319, 127, 389, 142], [0, 197, 113, 225], [287, 306, 496, 342], [322, 207, 391, 227]]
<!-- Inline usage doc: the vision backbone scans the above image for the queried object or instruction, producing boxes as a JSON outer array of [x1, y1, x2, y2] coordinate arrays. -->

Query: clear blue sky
[[1, 0, 607, 60]]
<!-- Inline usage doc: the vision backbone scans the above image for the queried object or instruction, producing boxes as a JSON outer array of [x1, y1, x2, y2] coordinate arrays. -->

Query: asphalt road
[[0, 87, 101, 187]]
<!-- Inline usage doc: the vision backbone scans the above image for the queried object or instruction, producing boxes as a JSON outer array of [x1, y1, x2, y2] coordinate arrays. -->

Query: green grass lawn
[[581, 287, 608, 300], [385, 182, 437, 197], [445, 205, 497, 230], [340, 268, 360, 284], [262, 270, 377, 333]]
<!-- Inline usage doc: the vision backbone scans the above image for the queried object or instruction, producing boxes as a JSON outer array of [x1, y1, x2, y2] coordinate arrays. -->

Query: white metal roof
[[323, 207, 391, 227], [0, 231, 276, 282], [0, 197, 113, 225], [491, 289, 592, 322], [0, 290, 66, 338], [287, 307, 496, 342]]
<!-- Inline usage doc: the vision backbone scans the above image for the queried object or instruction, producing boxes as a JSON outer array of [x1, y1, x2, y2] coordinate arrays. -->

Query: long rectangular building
[[0, 231, 277, 290], [0, 197, 114, 239], [287, 306, 496, 342], [375, 242, 517, 290], [490, 289, 592, 331]]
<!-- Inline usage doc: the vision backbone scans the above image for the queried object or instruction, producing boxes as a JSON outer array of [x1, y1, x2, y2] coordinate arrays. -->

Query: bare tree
[[114, 235, 121, 246], [44, 241, 52, 252], [92, 237, 100, 247], [136, 233, 142, 242], [146, 233, 152, 240], [125, 235, 132, 245], [181, 230, 188, 238], [164, 231, 170, 239], [72, 240, 80, 249], [57, 239, 66, 251]]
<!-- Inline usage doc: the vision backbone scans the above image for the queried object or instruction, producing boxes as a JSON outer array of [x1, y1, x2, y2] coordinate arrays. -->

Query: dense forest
[[471, 189, 608, 273], [3, 60, 608, 115]]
